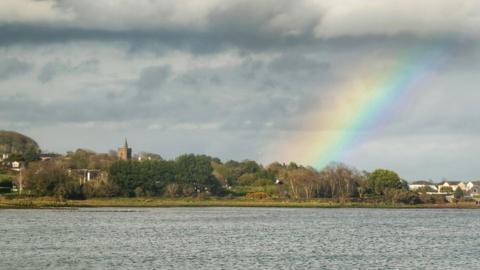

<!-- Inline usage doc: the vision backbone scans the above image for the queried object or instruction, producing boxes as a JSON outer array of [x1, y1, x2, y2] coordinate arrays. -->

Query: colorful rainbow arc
[[282, 44, 453, 170]]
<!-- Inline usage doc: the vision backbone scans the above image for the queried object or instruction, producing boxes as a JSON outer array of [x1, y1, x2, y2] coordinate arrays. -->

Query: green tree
[[454, 188, 464, 199], [175, 154, 222, 195], [25, 161, 82, 199], [109, 160, 175, 197], [367, 169, 403, 195]]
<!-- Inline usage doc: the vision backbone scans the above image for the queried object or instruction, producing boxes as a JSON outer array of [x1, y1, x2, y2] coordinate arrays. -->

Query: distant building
[[11, 161, 25, 172], [117, 139, 132, 161], [39, 153, 60, 161], [438, 181, 462, 192], [465, 181, 480, 196], [408, 181, 438, 192], [68, 169, 105, 184]]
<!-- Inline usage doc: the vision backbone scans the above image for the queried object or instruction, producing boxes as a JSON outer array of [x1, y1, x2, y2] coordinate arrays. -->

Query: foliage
[[175, 154, 222, 195], [454, 187, 464, 199], [109, 160, 175, 197], [440, 186, 453, 193], [82, 178, 120, 198], [0, 177, 13, 194], [367, 169, 403, 195], [415, 185, 436, 193], [318, 163, 363, 199], [419, 194, 447, 204], [383, 189, 421, 204], [65, 149, 117, 170], [280, 167, 320, 199], [0, 130, 41, 162], [24, 161, 83, 199]]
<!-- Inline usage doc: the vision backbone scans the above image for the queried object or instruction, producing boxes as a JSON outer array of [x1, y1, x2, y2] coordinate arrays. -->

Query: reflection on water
[[1, 207, 479, 269]]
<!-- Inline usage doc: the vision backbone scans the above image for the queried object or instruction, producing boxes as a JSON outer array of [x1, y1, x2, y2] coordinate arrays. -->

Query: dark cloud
[[1, 0, 480, 179], [38, 59, 99, 83], [0, 58, 32, 80], [136, 65, 171, 98]]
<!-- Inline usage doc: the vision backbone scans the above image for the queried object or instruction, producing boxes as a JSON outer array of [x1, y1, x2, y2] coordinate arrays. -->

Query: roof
[[410, 180, 434, 185], [439, 181, 462, 185], [468, 181, 480, 185]]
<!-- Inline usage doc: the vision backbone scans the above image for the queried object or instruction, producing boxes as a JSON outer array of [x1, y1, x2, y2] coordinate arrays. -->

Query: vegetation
[[1, 197, 478, 209], [0, 174, 13, 194], [0, 130, 40, 162], [24, 161, 83, 199], [454, 187, 464, 199], [0, 132, 471, 208]]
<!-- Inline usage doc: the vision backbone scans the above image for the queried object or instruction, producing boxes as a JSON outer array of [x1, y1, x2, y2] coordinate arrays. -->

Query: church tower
[[117, 138, 132, 160]]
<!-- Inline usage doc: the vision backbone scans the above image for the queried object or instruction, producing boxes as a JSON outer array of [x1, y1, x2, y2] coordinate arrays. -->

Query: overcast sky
[[1, 0, 480, 180]]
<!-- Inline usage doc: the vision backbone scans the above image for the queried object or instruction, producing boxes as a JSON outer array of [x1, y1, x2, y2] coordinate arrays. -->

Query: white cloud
[[0, 0, 72, 23], [314, 0, 480, 37]]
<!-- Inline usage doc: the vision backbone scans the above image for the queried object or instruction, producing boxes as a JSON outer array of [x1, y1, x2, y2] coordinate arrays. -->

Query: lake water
[[1, 207, 479, 269]]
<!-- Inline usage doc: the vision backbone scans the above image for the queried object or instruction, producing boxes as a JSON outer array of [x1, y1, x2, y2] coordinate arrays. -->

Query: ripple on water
[[1, 208, 479, 269]]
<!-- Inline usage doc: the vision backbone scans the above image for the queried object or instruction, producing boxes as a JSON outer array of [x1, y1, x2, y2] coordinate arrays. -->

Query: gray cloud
[[136, 65, 171, 98], [38, 59, 99, 83], [1, 0, 480, 180], [0, 58, 31, 80]]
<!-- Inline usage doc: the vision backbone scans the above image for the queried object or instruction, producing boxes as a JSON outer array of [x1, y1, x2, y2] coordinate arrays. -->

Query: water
[[1, 207, 479, 269]]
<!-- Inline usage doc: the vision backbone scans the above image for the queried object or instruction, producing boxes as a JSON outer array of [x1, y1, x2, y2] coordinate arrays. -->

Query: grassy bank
[[1, 196, 479, 209]]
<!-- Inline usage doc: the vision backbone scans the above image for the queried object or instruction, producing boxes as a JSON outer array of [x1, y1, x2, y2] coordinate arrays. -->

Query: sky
[[1, 0, 480, 180]]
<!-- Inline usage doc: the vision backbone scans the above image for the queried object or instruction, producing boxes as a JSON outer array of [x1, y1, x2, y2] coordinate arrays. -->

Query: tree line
[[18, 149, 433, 204]]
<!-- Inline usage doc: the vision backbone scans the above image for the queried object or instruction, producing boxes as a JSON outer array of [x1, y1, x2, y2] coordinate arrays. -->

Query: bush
[[384, 189, 421, 204], [82, 179, 120, 198], [420, 194, 447, 204], [253, 178, 274, 187], [454, 188, 464, 199], [165, 183, 181, 197], [0, 178, 12, 187], [25, 161, 83, 199], [237, 173, 257, 186]]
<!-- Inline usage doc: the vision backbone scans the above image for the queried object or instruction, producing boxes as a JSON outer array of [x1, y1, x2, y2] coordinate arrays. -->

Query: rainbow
[[279, 44, 452, 169]]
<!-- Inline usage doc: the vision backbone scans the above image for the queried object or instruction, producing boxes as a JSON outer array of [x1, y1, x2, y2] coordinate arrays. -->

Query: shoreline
[[1, 197, 480, 209]]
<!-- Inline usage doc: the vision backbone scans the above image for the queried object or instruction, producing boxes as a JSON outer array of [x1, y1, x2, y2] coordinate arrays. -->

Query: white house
[[437, 181, 463, 192], [465, 181, 480, 196], [408, 181, 438, 192], [11, 161, 25, 172], [68, 169, 104, 184]]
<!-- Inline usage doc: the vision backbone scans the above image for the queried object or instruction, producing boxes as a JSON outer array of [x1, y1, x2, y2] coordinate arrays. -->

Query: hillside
[[0, 130, 40, 155]]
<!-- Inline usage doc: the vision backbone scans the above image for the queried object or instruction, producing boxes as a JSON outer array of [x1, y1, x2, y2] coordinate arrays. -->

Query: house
[[408, 181, 438, 192], [437, 181, 463, 192], [68, 169, 106, 184], [39, 153, 60, 161], [11, 161, 25, 172], [465, 181, 480, 196]]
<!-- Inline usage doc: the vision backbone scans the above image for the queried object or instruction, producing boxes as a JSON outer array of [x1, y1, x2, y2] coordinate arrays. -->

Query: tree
[[25, 161, 82, 199], [67, 149, 96, 169], [280, 167, 319, 199], [319, 163, 362, 200], [109, 160, 175, 197], [175, 154, 222, 195], [454, 187, 464, 199], [367, 169, 403, 195]]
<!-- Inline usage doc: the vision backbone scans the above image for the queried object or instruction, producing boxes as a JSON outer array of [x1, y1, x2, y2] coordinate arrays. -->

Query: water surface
[[1, 208, 479, 269]]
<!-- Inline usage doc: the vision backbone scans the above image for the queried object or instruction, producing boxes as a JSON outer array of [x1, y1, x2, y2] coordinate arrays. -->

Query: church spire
[[118, 138, 132, 160]]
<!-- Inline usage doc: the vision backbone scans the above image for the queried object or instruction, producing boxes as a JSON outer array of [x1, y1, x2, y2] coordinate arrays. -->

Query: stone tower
[[117, 138, 132, 161]]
